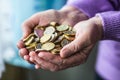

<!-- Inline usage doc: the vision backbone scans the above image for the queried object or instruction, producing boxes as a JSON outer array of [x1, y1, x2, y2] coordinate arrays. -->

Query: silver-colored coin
[[35, 43, 42, 49], [34, 37, 40, 42], [56, 25, 69, 31], [61, 39, 70, 47], [44, 26, 55, 34], [50, 32, 57, 42], [54, 35, 64, 44]]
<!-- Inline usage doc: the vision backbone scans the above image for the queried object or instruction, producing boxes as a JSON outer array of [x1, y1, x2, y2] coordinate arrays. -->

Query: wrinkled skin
[[17, 6, 103, 71], [27, 17, 102, 71]]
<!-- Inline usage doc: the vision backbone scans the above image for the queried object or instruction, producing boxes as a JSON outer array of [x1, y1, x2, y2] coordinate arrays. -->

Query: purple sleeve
[[97, 11, 120, 41], [66, 0, 114, 17]]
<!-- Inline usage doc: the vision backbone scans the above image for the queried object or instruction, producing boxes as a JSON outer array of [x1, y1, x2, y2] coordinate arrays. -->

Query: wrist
[[59, 6, 89, 21], [90, 16, 103, 40]]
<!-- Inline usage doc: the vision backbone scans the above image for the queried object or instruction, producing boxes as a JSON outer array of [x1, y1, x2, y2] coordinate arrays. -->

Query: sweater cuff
[[66, 0, 114, 17], [97, 11, 120, 41]]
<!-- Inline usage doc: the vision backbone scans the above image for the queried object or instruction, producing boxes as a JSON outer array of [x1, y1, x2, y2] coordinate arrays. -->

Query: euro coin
[[61, 39, 70, 47], [35, 49, 46, 52], [23, 33, 34, 42], [41, 42, 55, 51], [26, 42, 36, 51], [54, 35, 64, 44], [63, 31, 75, 36], [50, 32, 57, 42], [56, 25, 69, 31], [24, 36, 34, 46], [44, 26, 55, 34], [35, 43, 42, 49], [34, 37, 40, 42], [34, 25, 44, 30], [64, 35, 75, 41], [40, 34, 51, 43], [51, 48, 60, 54], [50, 22, 58, 26]]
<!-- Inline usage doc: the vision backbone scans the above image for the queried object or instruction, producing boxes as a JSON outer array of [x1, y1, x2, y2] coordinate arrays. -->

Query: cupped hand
[[17, 6, 88, 63], [29, 16, 103, 71]]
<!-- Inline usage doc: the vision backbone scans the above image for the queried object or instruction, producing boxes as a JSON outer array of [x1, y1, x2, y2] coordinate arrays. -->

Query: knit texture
[[66, 0, 114, 17], [98, 11, 120, 41]]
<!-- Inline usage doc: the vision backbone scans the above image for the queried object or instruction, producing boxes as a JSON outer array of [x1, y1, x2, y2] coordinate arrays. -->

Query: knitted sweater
[[66, 0, 120, 80]]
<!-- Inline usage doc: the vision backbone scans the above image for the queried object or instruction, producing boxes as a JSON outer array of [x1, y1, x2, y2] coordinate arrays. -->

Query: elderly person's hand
[[17, 6, 88, 63], [29, 16, 103, 71]]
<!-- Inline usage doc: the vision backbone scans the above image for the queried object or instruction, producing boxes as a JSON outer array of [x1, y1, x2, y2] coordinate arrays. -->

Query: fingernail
[[29, 51, 35, 56], [38, 53, 44, 57], [30, 57, 34, 61], [24, 55, 29, 60], [35, 65, 40, 69]]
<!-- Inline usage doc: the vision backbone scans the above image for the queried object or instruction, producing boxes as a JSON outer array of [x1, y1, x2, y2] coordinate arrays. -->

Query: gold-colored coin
[[64, 35, 75, 41], [41, 42, 55, 51], [23, 33, 34, 42], [63, 31, 75, 36], [44, 26, 55, 34], [61, 39, 70, 47], [40, 34, 51, 43], [26, 42, 36, 51], [50, 22, 58, 26], [51, 48, 60, 54], [56, 25, 69, 31], [24, 36, 34, 46], [35, 49, 46, 52], [34, 25, 44, 30]]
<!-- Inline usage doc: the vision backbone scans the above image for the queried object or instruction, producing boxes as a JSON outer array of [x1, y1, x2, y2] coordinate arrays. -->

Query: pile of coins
[[23, 22, 75, 54]]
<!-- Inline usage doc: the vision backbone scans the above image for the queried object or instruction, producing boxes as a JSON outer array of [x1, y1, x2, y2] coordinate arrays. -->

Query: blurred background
[[0, 0, 98, 80]]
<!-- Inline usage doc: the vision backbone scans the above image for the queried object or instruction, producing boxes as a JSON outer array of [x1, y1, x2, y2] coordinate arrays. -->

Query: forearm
[[65, 0, 114, 17]]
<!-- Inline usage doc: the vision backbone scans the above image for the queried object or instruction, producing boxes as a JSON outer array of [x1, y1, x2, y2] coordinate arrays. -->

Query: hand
[[17, 6, 88, 63], [29, 16, 103, 71]]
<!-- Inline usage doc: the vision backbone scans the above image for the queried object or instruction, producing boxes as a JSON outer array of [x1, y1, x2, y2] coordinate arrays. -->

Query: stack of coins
[[23, 22, 75, 54]]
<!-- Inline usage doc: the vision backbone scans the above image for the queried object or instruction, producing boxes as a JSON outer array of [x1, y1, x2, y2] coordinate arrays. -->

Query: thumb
[[60, 36, 85, 58], [22, 25, 32, 39]]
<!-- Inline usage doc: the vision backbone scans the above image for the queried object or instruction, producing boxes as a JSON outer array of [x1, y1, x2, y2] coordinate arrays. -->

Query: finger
[[38, 52, 63, 65], [60, 35, 85, 58], [19, 48, 29, 58], [35, 64, 41, 69], [63, 44, 94, 67], [24, 55, 30, 61], [29, 55, 40, 64], [17, 40, 25, 49], [30, 51, 59, 71], [22, 13, 40, 39]]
